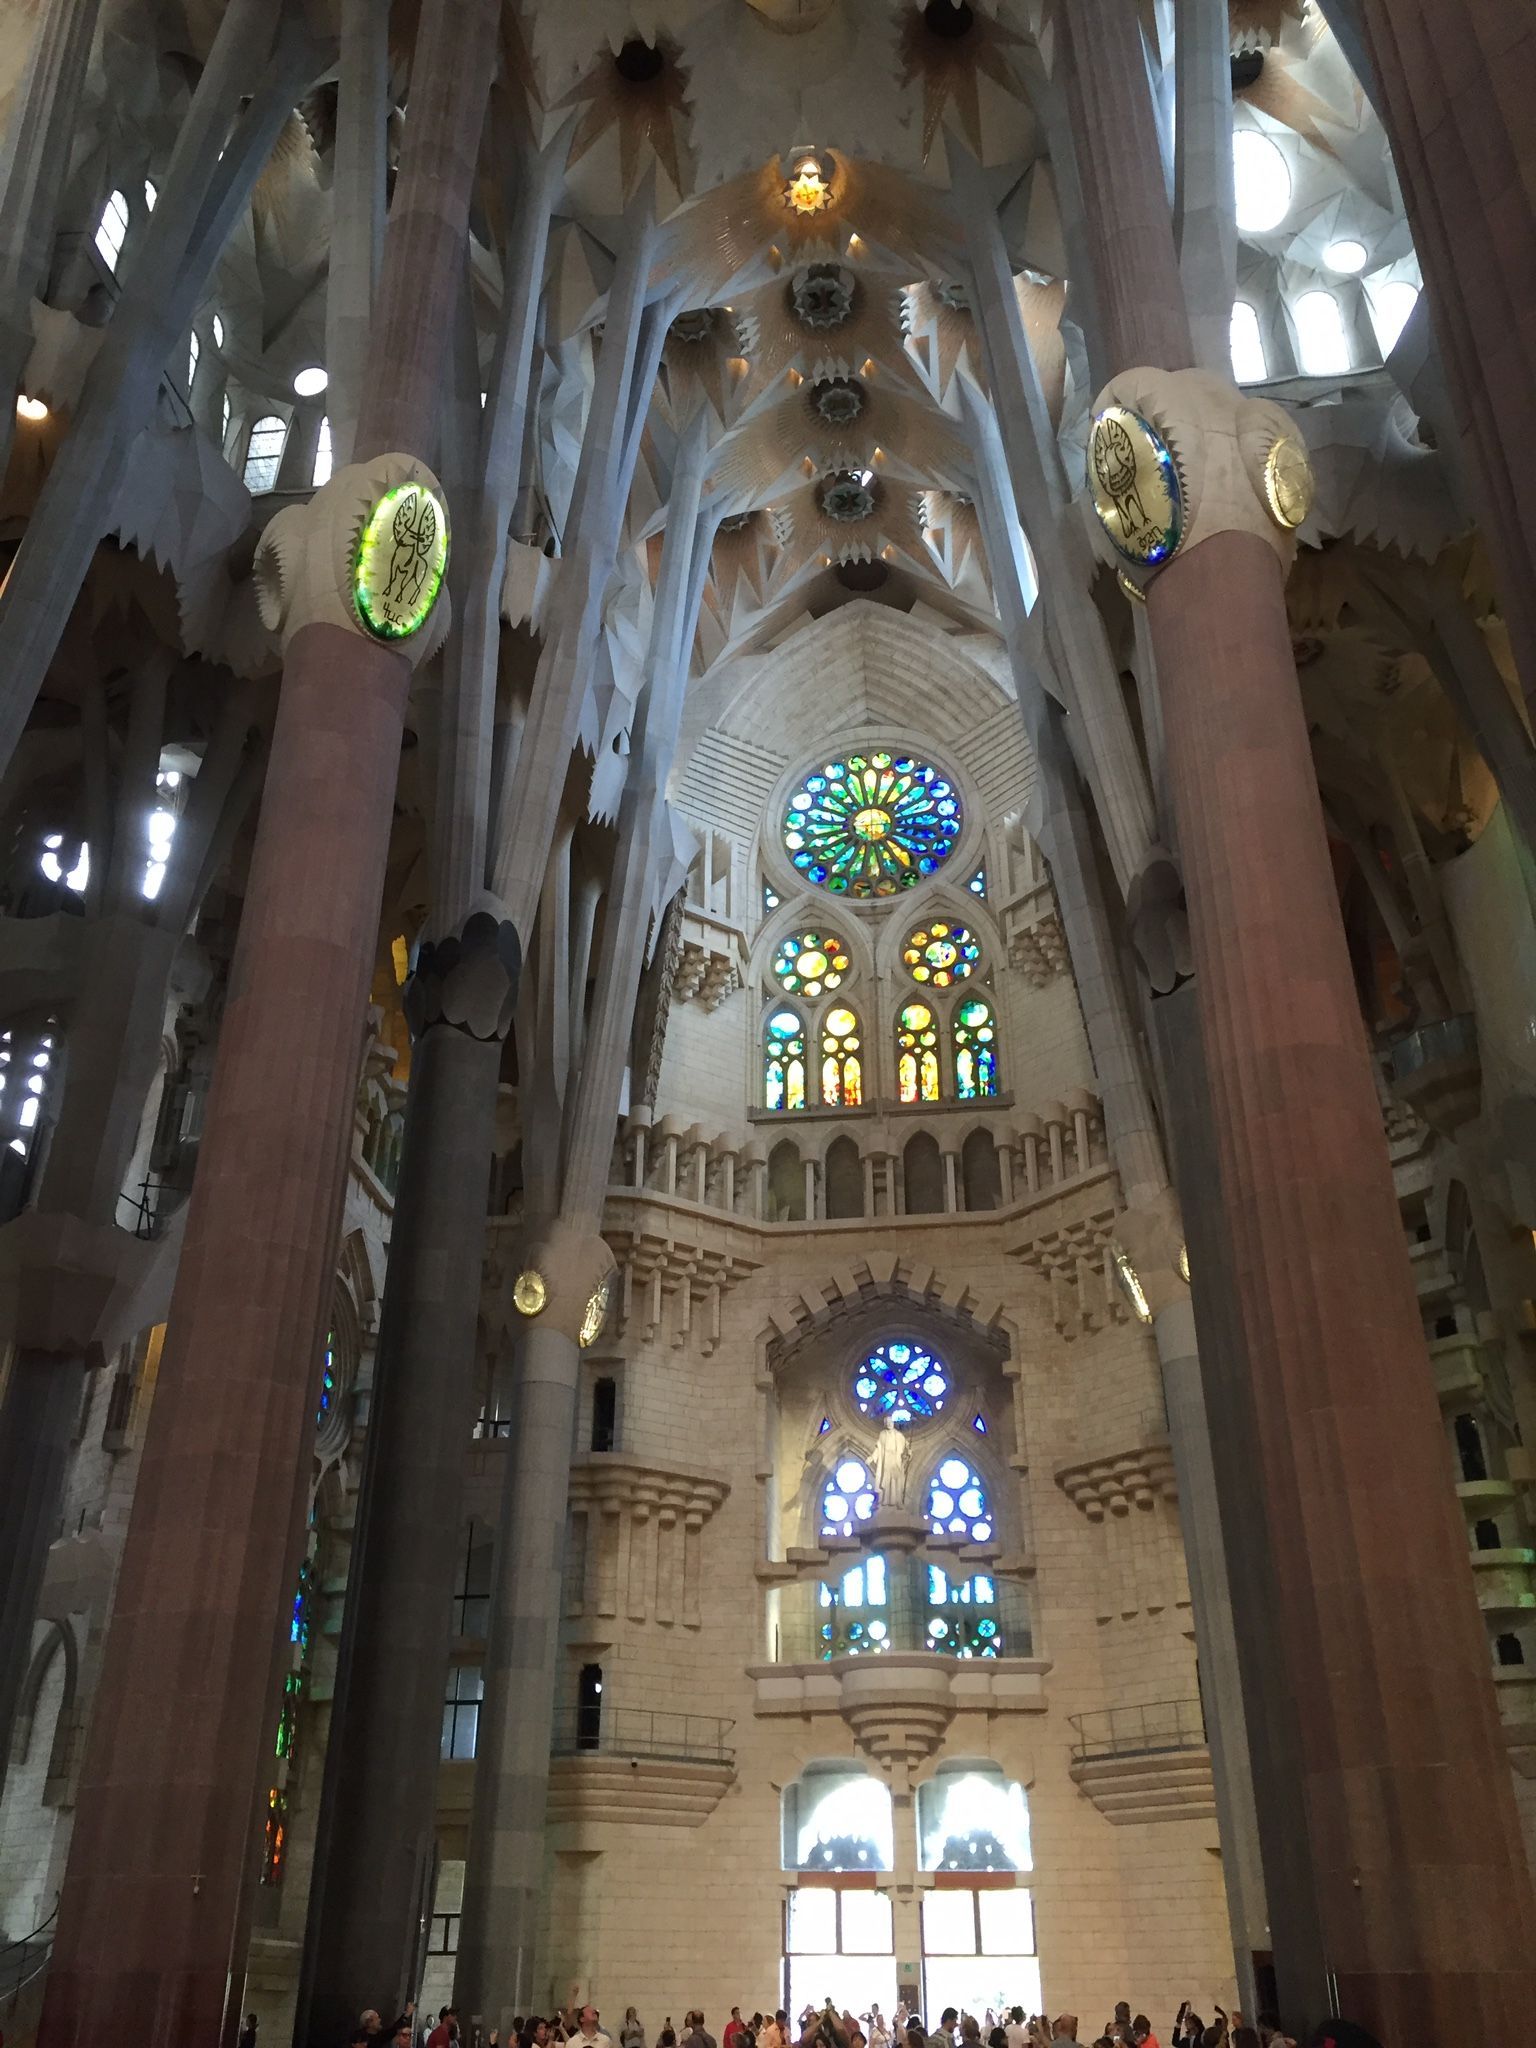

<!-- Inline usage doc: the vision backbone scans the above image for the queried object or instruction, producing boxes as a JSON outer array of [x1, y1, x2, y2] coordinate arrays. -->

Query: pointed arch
[[961, 1126, 1000, 1210], [825, 1133, 864, 1218], [764, 1005, 808, 1111], [953, 996, 999, 1098], [903, 1129, 944, 1213], [897, 1000, 942, 1103], [820, 1004, 863, 1107], [768, 1136, 805, 1221]]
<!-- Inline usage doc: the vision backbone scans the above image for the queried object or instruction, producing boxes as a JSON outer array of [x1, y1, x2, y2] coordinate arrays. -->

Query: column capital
[[403, 909, 521, 1043], [253, 453, 454, 664], [1086, 367, 1314, 594], [1112, 1184, 1189, 1320], [490, 1215, 617, 1346]]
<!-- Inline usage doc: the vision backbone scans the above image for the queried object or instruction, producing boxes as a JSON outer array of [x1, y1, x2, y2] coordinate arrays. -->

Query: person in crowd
[[1304, 2027, 1379, 2048], [657, 2023, 677, 2048], [868, 2009, 890, 2048], [683, 2011, 718, 2048], [1050, 2021, 1080, 2043], [521, 2018, 550, 2048], [987, 2023, 1007, 2048], [927, 2006, 958, 2048], [761, 2012, 788, 2048], [621, 2009, 646, 2048], [726, 2010, 747, 2048], [1003, 2008, 1029, 2048], [577, 2007, 612, 2048], [1132, 2020, 1158, 2048], [238, 2015, 258, 2048], [1105, 2009, 1132, 2043], [427, 2009, 458, 2048], [904, 2017, 926, 2048]]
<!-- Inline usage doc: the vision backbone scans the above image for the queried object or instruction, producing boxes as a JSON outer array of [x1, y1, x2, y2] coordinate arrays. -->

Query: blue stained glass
[[968, 865, 986, 898], [973, 1414, 988, 1434], [782, 749, 962, 899], [852, 1339, 950, 1421]]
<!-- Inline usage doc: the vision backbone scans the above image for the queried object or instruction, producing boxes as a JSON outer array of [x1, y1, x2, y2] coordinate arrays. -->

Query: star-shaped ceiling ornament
[[1235, 45, 1348, 159], [898, 0, 1033, 166], [764, 469, 932, 585], [707, 376, 971, 510], [1229, 0, 1306, 52], [556, 34, 693, 209], [659, 305, 753, 430], [728, 262, 915, 408]]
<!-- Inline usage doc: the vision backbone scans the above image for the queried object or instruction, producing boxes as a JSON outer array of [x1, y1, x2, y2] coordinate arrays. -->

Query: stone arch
[[749, 897, 878, 997], [961, 1125, 1001, 1211], [824, 1133, 864, 1218], [903, 1130, 944, 1214], [768, 1136, 805, 1222], [13, 1617, 79, 1803]]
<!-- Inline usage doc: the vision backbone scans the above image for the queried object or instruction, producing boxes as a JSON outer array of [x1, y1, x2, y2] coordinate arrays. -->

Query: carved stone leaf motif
[[404, 912, 521, 1042]]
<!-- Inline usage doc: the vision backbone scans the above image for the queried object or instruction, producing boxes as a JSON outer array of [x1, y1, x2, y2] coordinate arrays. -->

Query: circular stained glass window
[[822, 1455, 879, 1537], [784, 752, 961, 898], [853, 1339, 949, 1422], [928, 1455, 993, 1542], [902, 918, 979, 988], [773, 929, 850, 998]]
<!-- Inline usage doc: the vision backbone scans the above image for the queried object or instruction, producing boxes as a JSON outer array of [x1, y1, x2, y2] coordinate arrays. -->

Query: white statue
[[871, 1412, 911, 1510]]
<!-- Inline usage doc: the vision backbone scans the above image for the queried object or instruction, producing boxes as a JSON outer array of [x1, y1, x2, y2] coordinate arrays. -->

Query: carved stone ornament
[[489, 1215, 617, 1346], [252, 453, 454, 665], [1126, 843, 1193, 995], [1112, 1186, 1190, 1321], [403, 910, 521, 1043], [1086, 367, 1314, 593]]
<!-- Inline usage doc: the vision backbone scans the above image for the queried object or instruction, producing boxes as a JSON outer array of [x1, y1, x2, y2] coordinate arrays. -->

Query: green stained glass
[[902, 918, 979, 988], [773, 929, 850, 998], [784, 751, 961, 898], [353, 481, 449, 641]]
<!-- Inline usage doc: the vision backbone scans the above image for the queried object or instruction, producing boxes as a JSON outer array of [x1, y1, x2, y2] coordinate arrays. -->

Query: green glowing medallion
[[353, 481, 449, 640]]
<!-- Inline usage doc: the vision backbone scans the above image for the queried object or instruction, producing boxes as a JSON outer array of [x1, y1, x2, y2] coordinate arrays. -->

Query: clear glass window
[[243, 414, 288, 493]]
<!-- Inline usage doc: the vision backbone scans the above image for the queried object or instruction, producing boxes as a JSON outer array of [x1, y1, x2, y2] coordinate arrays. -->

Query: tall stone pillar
[[456, 1226, 616, 2033], [1352, 1, 1536, 714], [33, 5, 499, 2040], [299, 920, 517, 2048], [1097, 362, 1536, 2035]]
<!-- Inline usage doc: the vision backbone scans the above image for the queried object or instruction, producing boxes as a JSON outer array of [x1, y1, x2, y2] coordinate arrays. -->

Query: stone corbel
[[403, 910, 521, 1043], [253, 453, 454, 665], [1085, 366, 1314, 598]]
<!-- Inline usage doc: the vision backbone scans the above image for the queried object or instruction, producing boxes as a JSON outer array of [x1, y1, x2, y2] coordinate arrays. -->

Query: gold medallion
[[1262, 434, 1314, 530], [1089, 406, 1183, 567], [512, 1268, 548, 1317]]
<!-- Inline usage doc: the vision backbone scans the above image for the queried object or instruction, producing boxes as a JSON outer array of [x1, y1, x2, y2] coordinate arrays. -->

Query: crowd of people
[[305, 1992, 1382, 2048]]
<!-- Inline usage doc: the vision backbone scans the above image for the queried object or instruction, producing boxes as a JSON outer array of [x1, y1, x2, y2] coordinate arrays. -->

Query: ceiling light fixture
[[783, 149, 835, 215]]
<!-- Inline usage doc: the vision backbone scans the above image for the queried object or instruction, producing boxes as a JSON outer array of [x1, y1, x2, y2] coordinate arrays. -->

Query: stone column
[[298, 920, 517, 2048], [34, 4, 499, 2040], [455, 1225, 615, 2033], [0, 0, 105, 482], [1352, 0, 1536, 714]]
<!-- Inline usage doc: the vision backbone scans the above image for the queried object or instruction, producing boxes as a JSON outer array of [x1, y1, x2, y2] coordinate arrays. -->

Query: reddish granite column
[[1355, 1, 1536, 714], [1148, 532, 1536, 2040], [36, 3, 499, 2042], [1053, 0, 1536, 2031]]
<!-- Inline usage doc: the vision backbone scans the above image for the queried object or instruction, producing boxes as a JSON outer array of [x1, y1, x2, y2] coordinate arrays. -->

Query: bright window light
[[187, 330, 199, 392], [312, 416, 333, 488], [292, 365, 328, 397], [143, 180, 157, 213], [95, 189, 129, 271], [1294, 289, 1352, 375], [221, 394, 232, 445], [40, 834, 89, 894], [1232, 130, 1291, 234], [1325, 238, 1367, 274], [1368, 279, 1420, 358], [15, 395, 47, 421], [212, 314, 226, 349], [1229, 301, 1268, 384]]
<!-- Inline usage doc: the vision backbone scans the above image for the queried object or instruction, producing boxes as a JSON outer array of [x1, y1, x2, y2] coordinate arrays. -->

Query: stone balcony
[[1385, 1013, 1480, 1137], [1066, 1697, 1215, 1825]]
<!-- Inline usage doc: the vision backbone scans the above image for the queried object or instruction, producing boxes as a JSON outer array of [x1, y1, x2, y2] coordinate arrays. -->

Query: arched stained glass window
[[95, 189, 129, 271], [820, 1006, 862, 1107], [854, 1339, 949, 1422], [765, 1009, 807, 1111], [1229, 301, 1267, 384], [315, 1330, 337, 1432], [243, 414, 288, 493], [954, 997, 998, 1099], [903, 918, 979, 988], [822, 1455, 879, 1536], [928, 1455, 993, 1541], [818, 1553, 890, 1657], [898, 1001, 941, 1103], [784, 751, 961, 897], [773, 929, 849, 998]]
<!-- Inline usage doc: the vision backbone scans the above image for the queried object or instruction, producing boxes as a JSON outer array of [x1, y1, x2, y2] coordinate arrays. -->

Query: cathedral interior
[[0, 0, 1534, 2043]]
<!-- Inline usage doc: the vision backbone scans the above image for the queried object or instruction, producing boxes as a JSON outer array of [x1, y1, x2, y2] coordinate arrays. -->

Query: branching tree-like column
[[34, 3, 499, 2042], [1057, 1, 1536, 2031]]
